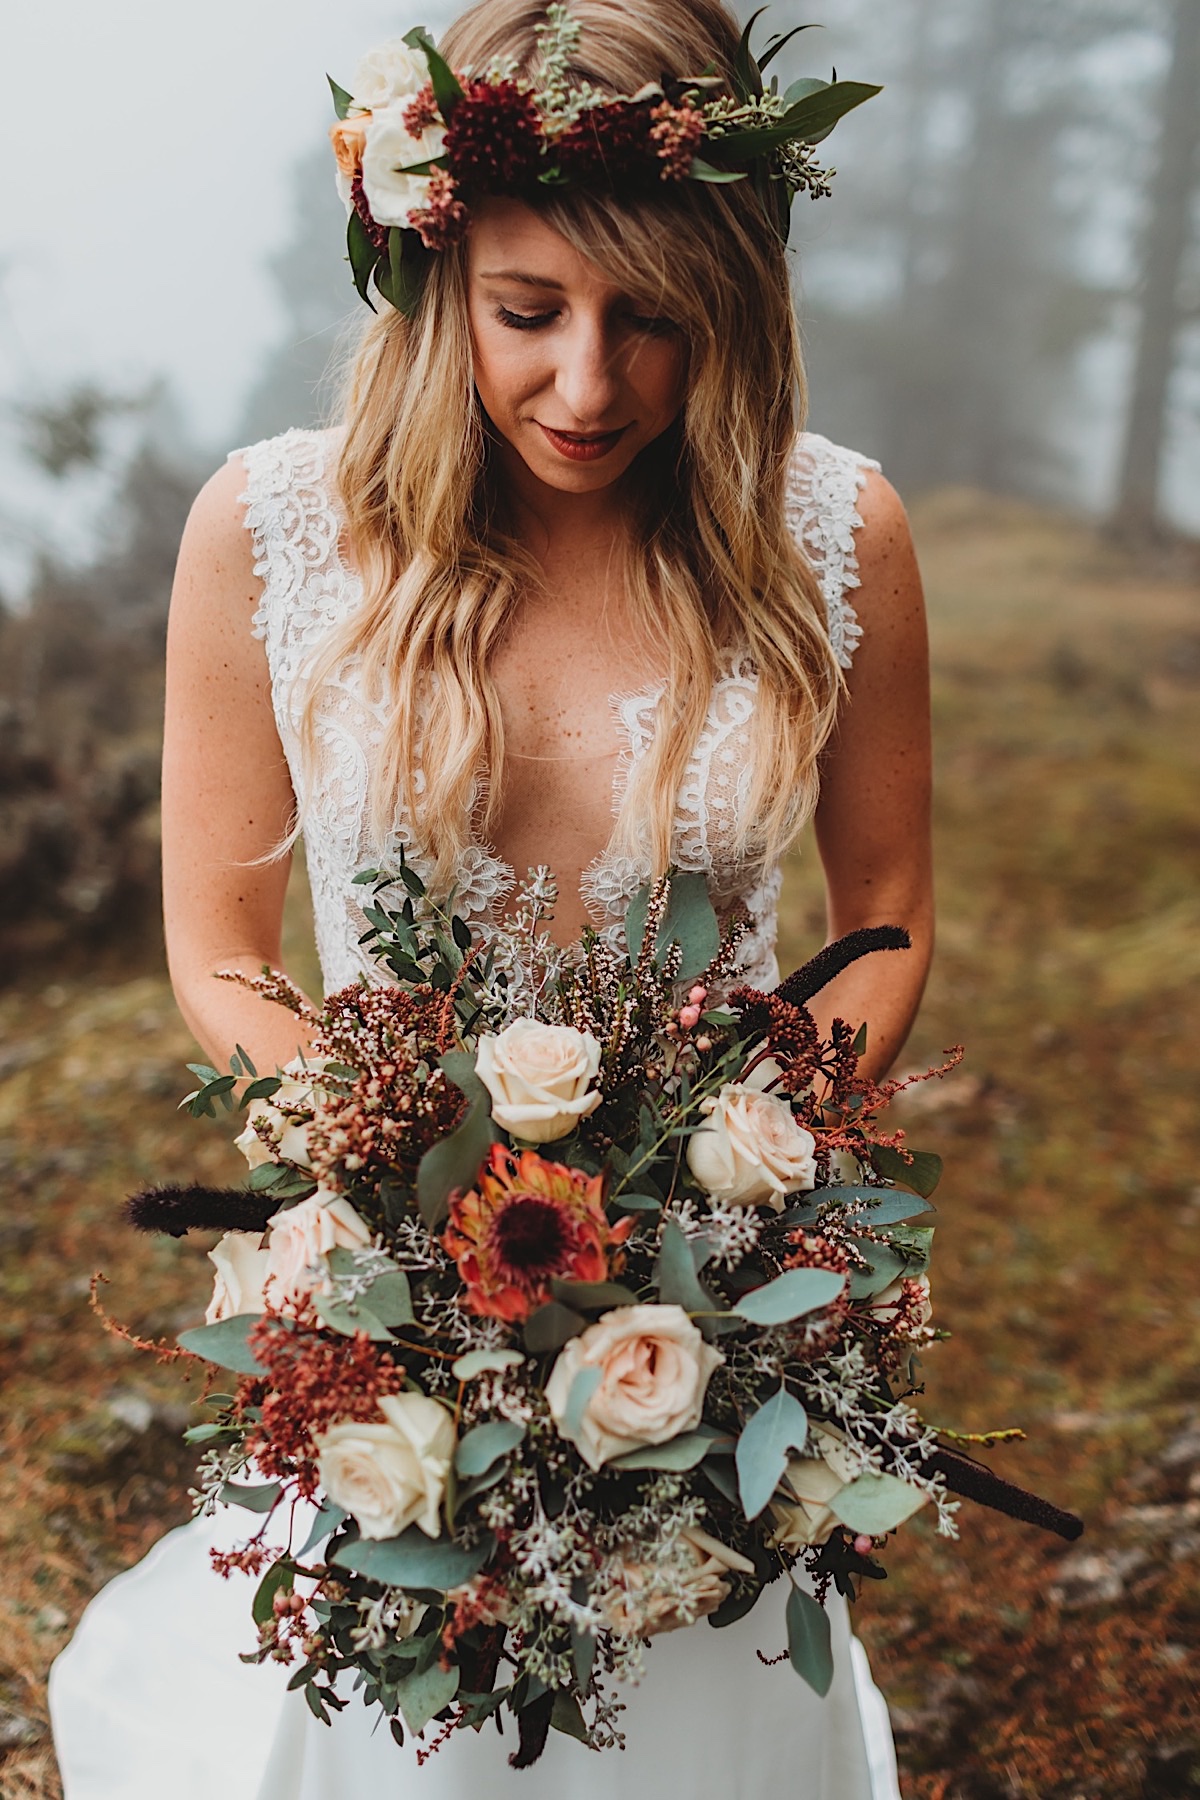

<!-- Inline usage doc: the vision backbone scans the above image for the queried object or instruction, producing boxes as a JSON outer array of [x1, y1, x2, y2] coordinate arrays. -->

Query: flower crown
[[328, 5, 880, 315]]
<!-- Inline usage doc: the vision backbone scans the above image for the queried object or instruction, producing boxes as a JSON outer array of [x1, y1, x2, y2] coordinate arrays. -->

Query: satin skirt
[[50, 1502, 902, 1799]]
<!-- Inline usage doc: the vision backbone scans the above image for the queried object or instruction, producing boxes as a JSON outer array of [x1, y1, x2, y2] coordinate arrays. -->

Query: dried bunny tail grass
[[125, 1183, 275, 1238]]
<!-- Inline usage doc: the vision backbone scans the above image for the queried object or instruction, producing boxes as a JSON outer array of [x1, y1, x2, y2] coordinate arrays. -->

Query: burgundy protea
[[443, 79, 546, 193], [552, 98, 659, 187]]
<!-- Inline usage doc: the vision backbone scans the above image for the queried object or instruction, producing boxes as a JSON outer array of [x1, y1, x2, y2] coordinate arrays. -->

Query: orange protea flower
[[443, 1144, 633, 1323]]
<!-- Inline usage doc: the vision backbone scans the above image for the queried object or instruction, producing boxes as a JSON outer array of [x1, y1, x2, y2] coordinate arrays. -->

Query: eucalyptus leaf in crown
[[326, 5, 882, 313], [116, 860, 1081, 1768]]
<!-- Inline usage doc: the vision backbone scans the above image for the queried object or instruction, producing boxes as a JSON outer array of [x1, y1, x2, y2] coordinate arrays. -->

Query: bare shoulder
[[852, 466, 923, 623], [175, 453, 258, 591]]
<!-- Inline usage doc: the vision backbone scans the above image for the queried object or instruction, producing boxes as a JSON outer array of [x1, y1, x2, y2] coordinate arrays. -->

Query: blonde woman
[[52, 2, 931, 1795]]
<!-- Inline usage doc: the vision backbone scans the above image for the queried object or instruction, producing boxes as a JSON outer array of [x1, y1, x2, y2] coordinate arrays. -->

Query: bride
[[50, 0, 932, 1793]]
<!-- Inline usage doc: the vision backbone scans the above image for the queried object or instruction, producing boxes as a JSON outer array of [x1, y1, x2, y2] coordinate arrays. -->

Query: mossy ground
[[0, 492, 1196, 1796]]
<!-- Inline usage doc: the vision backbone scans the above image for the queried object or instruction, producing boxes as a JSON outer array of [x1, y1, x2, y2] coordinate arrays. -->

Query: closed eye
[[496, 304, 557, 331]]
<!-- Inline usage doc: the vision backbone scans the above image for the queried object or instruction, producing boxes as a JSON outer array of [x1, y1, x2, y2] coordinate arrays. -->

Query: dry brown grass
[[0, 489, 1196, 1796]]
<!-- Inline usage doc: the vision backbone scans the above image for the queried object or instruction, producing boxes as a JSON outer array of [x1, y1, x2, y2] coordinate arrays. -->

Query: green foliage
[[732, 1267, 846, 1325], [786, 1582, 833, 1696], [454, 1419, 526, 1478], [327, 75, 353, 121], [331, 1527, 496, 1590], [871, 1144, 943, 1197], [735, 1385, 809, 1518], [402, 25, 464, 118], [833, 1471, 929, 1535], [177, 1314, 267, 1375]]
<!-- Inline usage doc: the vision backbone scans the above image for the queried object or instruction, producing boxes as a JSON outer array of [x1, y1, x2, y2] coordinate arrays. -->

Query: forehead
[[466, 197, 624, 297]]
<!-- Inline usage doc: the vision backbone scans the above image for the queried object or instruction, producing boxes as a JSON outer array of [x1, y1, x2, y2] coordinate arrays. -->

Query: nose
[[553, 312, 621, 425]]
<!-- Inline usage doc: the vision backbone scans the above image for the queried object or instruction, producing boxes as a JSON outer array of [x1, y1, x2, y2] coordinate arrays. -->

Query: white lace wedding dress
[[50, 425, 903, 1800]]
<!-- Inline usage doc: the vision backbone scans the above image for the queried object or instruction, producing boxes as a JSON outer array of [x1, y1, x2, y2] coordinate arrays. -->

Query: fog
[[1, 0, 1197, 597]]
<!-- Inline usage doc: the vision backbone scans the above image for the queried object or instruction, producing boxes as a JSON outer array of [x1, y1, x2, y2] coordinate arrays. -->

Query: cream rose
[[545, 1304, 723, 1471], [348, 38, 429, 111], [360, 102, 447, 229], [602, 1526, 755, 1636], [204, 1231, 270, 1324], [474, 1019, 603, 1144], [315, 1392, 454, 1541], [769, 1421, 866, 1548], [234, 1056, 328, 1172], [264, 1192, 372, 1311], [686, 1079, 818, 1210]]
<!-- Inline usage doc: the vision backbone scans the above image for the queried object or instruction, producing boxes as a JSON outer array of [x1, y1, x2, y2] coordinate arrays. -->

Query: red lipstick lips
[[537, 422, 628, 462]]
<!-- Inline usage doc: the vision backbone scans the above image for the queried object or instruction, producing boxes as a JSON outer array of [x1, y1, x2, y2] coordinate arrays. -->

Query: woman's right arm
[[161, 455, 319, 1075]]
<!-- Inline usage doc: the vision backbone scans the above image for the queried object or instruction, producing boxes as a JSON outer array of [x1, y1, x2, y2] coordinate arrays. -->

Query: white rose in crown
[[348, 38, 429, 112], [360, 102, 447, 229], [602, 1526, 755, 1636], [474, 1018, 603, 1144], [204, 1230, 270, 1324], [264, 1192, 372, 1311], [686, 1065, 818, 1210], [545, 1304, 723, 1471], [234, 1056, 329, 1172], [315, 1392, 455, 1540]]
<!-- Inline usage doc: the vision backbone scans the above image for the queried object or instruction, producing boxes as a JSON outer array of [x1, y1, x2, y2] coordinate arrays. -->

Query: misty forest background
[[1, 1, 1198, 1796]]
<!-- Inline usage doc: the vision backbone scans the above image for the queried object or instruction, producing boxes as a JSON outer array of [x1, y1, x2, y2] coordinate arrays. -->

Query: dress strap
[[785, 432, 882, 670], [228, 427, 346, 698]]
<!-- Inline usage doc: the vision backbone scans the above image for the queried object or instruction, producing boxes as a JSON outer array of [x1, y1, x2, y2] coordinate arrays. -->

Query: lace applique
[[786, 431, 881, 670], [233, 426, 879, 998]]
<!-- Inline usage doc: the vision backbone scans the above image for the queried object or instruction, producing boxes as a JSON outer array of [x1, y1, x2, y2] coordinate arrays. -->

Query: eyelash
[[494, 304, 676, 337]]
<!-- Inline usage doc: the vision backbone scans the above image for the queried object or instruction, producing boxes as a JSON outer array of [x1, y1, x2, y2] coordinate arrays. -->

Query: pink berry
[[688, 984, 708, 1006], [853, 1534, 873, 1556], [679, 1003, 701, 1029], [665, 1021, 678, 1037], [695, 1035, 713, 1053]]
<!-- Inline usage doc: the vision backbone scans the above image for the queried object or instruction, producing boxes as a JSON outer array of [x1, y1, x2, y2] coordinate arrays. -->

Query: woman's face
[[465, 198, 687, 503]]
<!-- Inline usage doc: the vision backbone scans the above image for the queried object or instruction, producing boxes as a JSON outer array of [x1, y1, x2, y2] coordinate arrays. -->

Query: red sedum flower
[[444, 1144, 633, 1323]]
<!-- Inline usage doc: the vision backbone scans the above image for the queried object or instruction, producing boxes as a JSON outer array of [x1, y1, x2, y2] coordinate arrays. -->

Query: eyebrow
[[476, 269, 567, 289]]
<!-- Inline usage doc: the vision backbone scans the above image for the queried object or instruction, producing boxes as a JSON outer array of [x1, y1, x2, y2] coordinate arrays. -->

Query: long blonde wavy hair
[[297, 0, 843, 894]]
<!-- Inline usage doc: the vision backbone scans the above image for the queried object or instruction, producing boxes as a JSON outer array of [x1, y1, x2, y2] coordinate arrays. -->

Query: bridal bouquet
[[125, 866, 1076, 1766]]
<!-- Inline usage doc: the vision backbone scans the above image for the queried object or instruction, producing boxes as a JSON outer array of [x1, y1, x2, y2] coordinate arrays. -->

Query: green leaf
[[784, 75, 828, 104], [658, 872, 721, 983], [396, 1660, 460, 1735], [253, 1558, 293, 1626], [549, 1280, 639, 1312], [455, 1419, 526, 1479], [832, 1471, 929, 1535], [178, 1314, 268, 1375], [524, 1302, 587, 1353], [871, 1144, 943, 1198], [708, 80, 882, 163], [562, 1366, 602, 1439], [331, 1527, 496, 1590], [402, 25, 464, 117], [327, 74, 354, 120], [851, 1020, 869, 1057], [794, 1186, 936, 1227], [240, 1074, 283, 1105], [732, 6, 768, 102], [313, 1293, 394, 1341], [689, 157, 748, 183], [550, 1689, 589, 1742], [758, 24, 819, 75], [654, 1219, 726, 1338], [451, 1347, 525, 1380], [786, 1582, 833, 1696], [735, 1386, 809, 1518], [609, 1191, 662, 1213], [571, 1624, 597, 1687], [325, 1253, 416, 1328], [624, 885, 650, 963], [416, 1086, 495, 1230], [220, 1479, 282, 1514], [610, 1427, 730, 1471], [298, 1499, 347, 1557], [733, 1267, 846, 1326], [346, 209, 379, 310], [707, 1582, 763, 1628], [375, 225, 427, 317], [846, 1238, 909, 1301]]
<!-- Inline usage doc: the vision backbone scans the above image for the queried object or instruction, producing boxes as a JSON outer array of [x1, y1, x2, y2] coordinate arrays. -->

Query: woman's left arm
[[809, 468, 933, 1080]]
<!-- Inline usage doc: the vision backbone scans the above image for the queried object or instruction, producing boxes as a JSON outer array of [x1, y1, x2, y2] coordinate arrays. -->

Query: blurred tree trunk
[[1110, 0, 1200, 538]]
